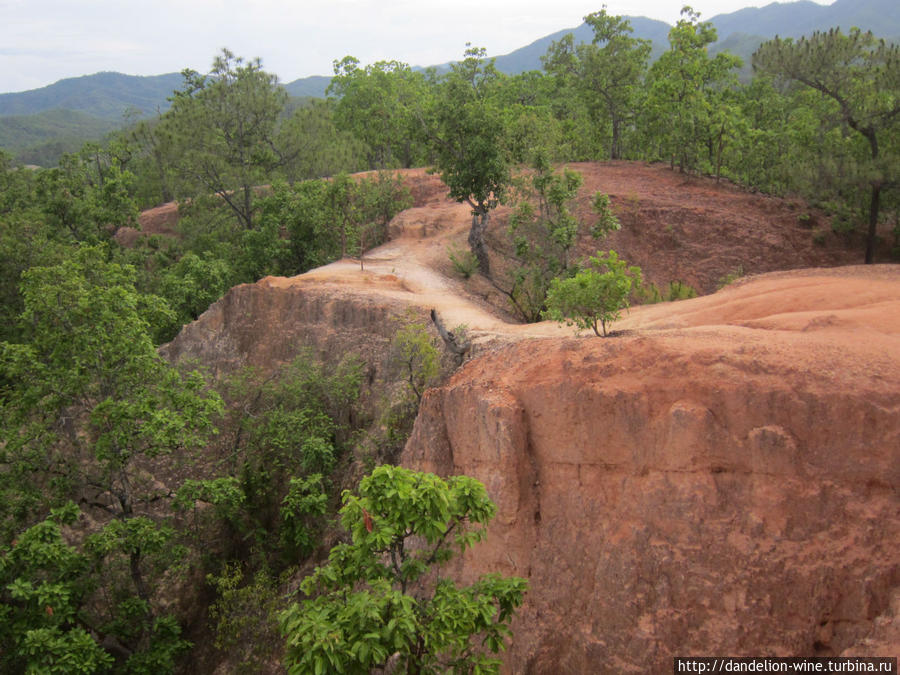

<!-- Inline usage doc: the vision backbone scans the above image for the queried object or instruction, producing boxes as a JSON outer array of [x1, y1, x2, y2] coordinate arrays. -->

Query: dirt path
[[143, 163, 897, 344], [267, 198, 572, 340], [264, 169, 899, 346]]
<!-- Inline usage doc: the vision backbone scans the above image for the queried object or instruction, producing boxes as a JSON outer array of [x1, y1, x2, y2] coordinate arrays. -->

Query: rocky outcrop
[[400, 267, 900, 672], [160, 275, 427, 378]]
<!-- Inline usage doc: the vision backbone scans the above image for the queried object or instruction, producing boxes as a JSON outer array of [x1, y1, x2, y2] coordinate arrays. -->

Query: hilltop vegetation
[[0, 4, 898, 671], [2, 0, 897, 166]]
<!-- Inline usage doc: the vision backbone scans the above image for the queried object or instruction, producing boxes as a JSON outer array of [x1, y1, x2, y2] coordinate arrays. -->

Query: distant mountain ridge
[[1, 0, 897, 165], [710, 0, 898, 40], [0, 71, 183, 120]]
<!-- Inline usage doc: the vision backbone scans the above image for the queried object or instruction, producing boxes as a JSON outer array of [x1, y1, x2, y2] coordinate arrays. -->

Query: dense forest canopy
[[0, 5, 898, 671]]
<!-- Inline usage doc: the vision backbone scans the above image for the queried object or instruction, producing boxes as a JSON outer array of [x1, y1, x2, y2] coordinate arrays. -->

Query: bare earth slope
[[401, 265, 899, 672], [159, 165, 899, 672]]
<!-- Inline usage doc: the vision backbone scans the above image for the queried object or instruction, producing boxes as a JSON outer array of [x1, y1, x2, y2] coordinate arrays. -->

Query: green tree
[[174, 352, 363, 564], [427, 46, 510, 278], [753, 28, 900, 263], [355, 171, 413, 268], [498, 156, 620, 322], [166, 49, 291, 230], [35, 146, 139, 243], [277, 99, 368, 183], [390, 320, 440, 406], [641, 7, 741, 173], [0, 246, 222, 667], [543, 9, 651, 160], [0, 503, 114, 675], [280, 466, 527, 674], [328, 57, 427, 169], [124, 116, 181, 208], [543, 250, 642, 337]]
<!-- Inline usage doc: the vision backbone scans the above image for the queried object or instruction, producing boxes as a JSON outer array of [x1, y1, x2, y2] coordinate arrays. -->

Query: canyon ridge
[[160, 164, 900, 672]]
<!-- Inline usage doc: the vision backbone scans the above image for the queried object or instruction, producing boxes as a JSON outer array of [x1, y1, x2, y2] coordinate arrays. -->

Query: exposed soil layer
[[156, 163, 899, 673], [401, 266, 900, 672]]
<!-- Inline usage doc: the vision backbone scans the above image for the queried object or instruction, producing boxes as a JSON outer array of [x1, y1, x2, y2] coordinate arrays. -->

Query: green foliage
[[427, 46, 511, 277], [641, 7, 742, 173], [120, 615, 192, 675], [717, 266, 745, 289], [277, 99, 368, 183], [448, 244, 479, 279], [669, 280, 697, 301], [590, 192, 622, 238], [0, 503, 192, 674], [638, 279, 696, 303], [280, 474, 329, 556], [544, 250, 642, 336], [258, 178, 339, 273], [0, 246, 220, 669], [0, 505, 113, 674], [35, 145, 139, 243], [177, 352, 363, 565], [390, 320, 440, 406], [157, 251, 233, 330], [753, 28, 900, 262], [502, 157, 582, 322], [0, 109, 119, 167], [165, 49, 291, 230], [329, 57, 428, 169], [499, 156, 619, 323], [1, 246, 221, 531], [206, 564, 285, 673], [543, 9, 652, 159], [256, 171, 411, 273], [354, 170, 414, 264], [280, 466, 527, 674]]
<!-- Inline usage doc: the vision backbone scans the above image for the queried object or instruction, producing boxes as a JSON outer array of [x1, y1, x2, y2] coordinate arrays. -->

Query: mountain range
[[2, 0, 897, 165]]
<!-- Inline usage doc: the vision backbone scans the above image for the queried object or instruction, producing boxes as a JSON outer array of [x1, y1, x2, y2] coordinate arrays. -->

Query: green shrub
[[717, 265, 745, 289], [448, 244, 479, 279], [279, 466, 527, 674], [543, 250, 642, 336], [666, 280, 697, 300]]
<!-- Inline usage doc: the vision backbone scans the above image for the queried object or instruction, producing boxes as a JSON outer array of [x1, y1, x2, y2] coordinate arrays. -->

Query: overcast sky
[[1, 0, 832, 94]]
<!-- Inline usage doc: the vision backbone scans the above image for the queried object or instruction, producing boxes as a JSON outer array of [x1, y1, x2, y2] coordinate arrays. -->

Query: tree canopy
[[280, 466, 527, 674], [753, 28, 900, 262]]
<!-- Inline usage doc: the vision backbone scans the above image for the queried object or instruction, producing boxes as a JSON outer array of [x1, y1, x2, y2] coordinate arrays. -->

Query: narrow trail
[[265, 200, 572, 340], [140, 164, 897, 348], [262, 187, 900, 352]]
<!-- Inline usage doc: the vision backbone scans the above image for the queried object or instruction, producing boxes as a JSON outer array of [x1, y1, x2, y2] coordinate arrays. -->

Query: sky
[[1, 0, 833, 94]]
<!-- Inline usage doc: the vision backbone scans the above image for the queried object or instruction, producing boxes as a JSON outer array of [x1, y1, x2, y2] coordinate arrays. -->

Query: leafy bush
[[207, 564, 285, 674], [543, 250, 642, 336], [716, 265, 745, 289], [280, 466, 527, 674], [666, 280, 697, 300], [448, 244, 479, 279]]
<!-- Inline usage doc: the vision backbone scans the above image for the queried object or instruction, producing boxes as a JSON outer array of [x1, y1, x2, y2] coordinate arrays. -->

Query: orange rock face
[[400, 266, 900, 672]]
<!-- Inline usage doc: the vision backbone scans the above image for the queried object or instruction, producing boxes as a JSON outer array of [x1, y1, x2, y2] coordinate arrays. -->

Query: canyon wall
[[400, 268, 900, 672], [161, 251, 899, 672]]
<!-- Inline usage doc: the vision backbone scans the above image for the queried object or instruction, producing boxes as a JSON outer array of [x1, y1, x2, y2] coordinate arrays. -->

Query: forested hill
[[711, 0, 899, 41], [0, 71, 183, 119], [484, 0, 899, 76], [1, 0, 897, 166], [3, 0, 897, 115]]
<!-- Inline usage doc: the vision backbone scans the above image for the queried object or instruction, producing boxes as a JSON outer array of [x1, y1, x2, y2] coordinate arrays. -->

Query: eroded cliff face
[[159, 212, 898, 671], [400, 268, 900, 673], [160, 276, 425, 378]]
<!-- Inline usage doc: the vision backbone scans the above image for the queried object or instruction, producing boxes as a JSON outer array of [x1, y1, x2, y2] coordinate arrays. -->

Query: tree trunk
[[610, 116, 621, 160], [468, 210, 491, 278], [865, 182, 881, 264], [241, 183, 253, 230]]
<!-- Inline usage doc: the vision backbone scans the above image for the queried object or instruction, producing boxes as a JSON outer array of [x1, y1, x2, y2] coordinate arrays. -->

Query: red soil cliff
[[401, 266, 900, 672]]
